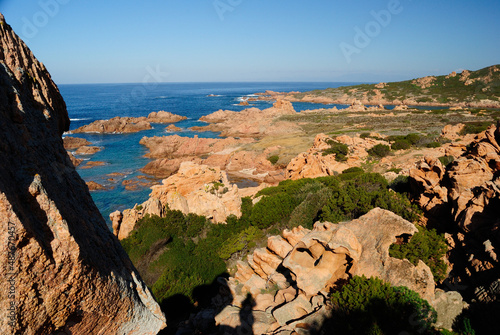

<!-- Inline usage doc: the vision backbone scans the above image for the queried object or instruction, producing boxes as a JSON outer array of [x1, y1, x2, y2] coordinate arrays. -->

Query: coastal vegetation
[[326, 275, 437, 334], [121, 170, 440, 306], [292, 65, 500, 106]]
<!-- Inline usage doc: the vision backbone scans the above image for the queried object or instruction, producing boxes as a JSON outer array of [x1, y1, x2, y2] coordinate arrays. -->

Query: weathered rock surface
[[72, 110, 186, 134], [430, 290, 468, 330], [409, 123, 500, 304], [409, 156, 448, 213], [0, 14, 165, 334], [209, 208, 435, 334]]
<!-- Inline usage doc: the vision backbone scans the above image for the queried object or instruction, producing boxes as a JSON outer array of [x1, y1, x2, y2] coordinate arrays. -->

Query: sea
[[59, 82, 360, 228]]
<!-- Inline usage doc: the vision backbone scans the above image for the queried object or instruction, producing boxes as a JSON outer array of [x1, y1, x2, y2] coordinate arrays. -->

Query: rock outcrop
[[62, 136, 91, 150], [286, 133, 388, 180], [72, 110, 186, 134], [139, 134, 285, 182], [192, 99, 302, 138], [409, 123, 500, 302], [207, 209, 435, 334], [113, 162, 244, 239], [0, 14, 165, 334]]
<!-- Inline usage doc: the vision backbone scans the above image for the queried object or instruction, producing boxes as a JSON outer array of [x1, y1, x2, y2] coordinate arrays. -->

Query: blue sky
[[1, 0, 499, 84]]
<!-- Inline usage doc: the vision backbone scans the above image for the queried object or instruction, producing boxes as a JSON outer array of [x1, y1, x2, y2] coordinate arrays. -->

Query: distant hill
[[290, 65, 500, 107]]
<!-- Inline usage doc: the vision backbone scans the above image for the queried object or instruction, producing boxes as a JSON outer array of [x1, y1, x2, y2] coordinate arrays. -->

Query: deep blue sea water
[[58, 82, 361, 227]]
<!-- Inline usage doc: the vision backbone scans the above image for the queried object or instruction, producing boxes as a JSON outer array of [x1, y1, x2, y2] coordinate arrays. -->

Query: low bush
[[389, 175, 411, 194], [459, 122, 491, 135], [267, 155, 279, 165], [320, 173, 421, 223], [389, 226, 448, 282], [250, 193, 296, 228], [426, 141, 441, 148], [327, 276, 437, 334], [438, 155, 455, 167], [368, 144, 391, 158], [391, 139, 411, 150], [322, 139, 349, 162]]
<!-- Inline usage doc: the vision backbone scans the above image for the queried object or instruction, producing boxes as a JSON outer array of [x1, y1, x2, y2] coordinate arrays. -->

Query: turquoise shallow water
[[59, 82, 361, 227]]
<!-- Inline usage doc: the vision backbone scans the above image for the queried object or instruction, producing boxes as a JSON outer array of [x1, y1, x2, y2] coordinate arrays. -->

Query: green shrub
[[322, 139, 349, 161], [342, 166, 364, 174], [368, 144, 391, 158], [327, 276, 437, 334], [438, 155, 454, 167], [405, 133, 422, 145], [389, 226, 448, 282], [459, 122, 491, 135], [388, 168, 402, 174], [320, 173, 421, 223], [391, 139, 411, 150], [426, 141, 441, 148], [256, 178, 316, 197], [267, 155, 279, 165], [250, 193, 296, 228], [218, 226, 263, 259], [389, 175, 411, 194], [288, 186, 334, 229]]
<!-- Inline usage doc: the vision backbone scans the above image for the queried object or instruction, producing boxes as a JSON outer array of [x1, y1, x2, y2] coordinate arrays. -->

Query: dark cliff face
[[0, 13, 165, 334]]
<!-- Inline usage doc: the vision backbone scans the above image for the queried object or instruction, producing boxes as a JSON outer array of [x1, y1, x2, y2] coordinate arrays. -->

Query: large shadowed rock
[[0, 14, 165, 334]]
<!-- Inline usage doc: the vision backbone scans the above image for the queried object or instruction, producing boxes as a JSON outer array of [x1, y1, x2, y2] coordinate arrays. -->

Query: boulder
[[110, 210, 123, 236], [441, 123, 465, 140], [151, 162, 242, 222], [409, 156, 448, 212], [430, 290, 468, 331]]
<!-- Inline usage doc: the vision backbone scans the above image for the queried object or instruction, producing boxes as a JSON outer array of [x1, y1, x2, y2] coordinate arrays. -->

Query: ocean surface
[[59, 82, 360, 228]]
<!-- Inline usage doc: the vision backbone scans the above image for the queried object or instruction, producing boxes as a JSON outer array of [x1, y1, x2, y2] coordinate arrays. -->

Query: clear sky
[[1, 0, 499, 84]]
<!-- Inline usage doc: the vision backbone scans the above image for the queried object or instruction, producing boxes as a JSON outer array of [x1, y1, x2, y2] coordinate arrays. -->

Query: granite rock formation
[[409, 123, 500, 302], [192, 99, 302, 137], [190, 209, 436, 334], [0, 14, 165, 334], [113, 162, 244, 239], [72, 110, 186, 134], [286, 133, 389, 180]]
